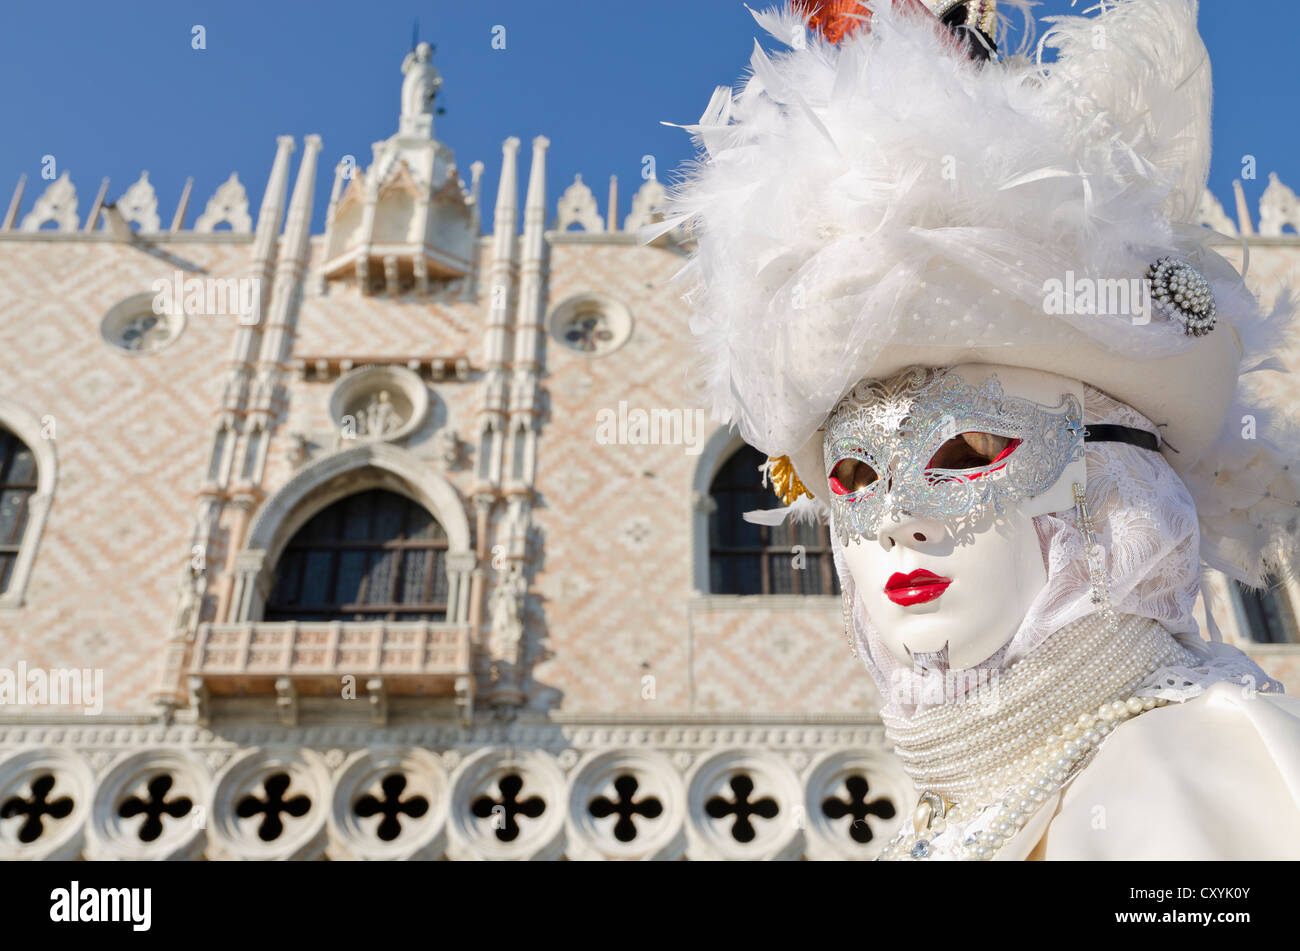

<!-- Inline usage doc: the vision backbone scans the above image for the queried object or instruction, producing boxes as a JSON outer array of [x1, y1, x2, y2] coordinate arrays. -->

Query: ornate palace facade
[[0, 47, 1297, 859]]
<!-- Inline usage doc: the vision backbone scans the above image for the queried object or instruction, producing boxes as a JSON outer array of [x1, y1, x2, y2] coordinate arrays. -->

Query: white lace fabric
[[1136, 639, 1283, 702], [837, 384, 1283, 716]]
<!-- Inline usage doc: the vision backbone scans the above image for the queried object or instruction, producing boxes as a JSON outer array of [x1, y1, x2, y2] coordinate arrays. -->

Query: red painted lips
[[884, 569, 952, 606]]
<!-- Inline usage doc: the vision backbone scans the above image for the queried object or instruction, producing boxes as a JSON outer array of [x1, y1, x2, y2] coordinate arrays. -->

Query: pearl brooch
[[1147, 257, 1217, 337]]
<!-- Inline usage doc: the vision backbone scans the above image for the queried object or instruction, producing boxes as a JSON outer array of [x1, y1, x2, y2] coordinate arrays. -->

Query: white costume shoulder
[[1029, 683, 1300, 859]]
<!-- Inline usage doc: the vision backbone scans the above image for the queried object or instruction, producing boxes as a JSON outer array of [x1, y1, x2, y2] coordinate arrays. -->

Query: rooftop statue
[[400, 41, 442, 124]]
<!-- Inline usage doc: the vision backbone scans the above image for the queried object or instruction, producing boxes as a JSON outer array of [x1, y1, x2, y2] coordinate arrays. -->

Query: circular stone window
[[547, 293, 632, 356], [100, 292, 185, 354], [327, 364, 430, 443]]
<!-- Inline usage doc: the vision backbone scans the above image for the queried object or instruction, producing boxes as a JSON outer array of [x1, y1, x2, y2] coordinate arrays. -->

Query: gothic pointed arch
[[0, 395, 56, 609], [690, 427, 839, 597], [377, 159, 422, 200], [690, 426, 746, 594], [233, 443, 473, 622]]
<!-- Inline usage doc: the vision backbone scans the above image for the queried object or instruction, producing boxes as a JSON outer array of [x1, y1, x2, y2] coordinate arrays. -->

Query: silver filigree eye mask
[[823, 366, 1086, 545]]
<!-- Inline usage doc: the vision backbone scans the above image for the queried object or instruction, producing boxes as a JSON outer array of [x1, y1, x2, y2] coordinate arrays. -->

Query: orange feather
[[792, 0, 939, 45]]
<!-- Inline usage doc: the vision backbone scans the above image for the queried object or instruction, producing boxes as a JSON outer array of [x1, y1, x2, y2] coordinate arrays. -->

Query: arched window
[[0, 426, 39, 595], [265, 489, 450, 622], [709, 445, 840, 596]]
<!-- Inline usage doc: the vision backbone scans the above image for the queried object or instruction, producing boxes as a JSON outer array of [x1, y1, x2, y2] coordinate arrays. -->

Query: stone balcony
[[188, 620, 474, 726]]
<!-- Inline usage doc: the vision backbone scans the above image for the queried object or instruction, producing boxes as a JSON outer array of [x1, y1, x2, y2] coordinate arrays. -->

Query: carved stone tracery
[[194, 173, 252, 233], [555, 175, 604, 233], [1259, 172, 1300, 237], [116, 171, 160, 233], [19, 172, 78, 232], [0, 735, 906, 860]]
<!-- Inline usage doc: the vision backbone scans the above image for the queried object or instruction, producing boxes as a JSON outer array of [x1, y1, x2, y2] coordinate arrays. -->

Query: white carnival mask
[[822, 364, 1087, 670]]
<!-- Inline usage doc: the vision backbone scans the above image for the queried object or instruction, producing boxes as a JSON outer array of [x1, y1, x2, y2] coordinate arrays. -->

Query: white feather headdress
[[662, 0, 1299, 586]]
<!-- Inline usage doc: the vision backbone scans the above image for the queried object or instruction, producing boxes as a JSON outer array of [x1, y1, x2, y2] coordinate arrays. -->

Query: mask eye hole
[[829, 458, 878, 496], [926, 432, 1020, 476]]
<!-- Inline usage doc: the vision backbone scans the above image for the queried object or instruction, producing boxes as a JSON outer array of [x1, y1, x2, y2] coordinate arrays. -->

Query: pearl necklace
[[876, 613, 1196, 861]]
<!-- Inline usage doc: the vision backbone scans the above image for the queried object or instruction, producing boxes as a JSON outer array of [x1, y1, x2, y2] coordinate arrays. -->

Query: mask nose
[[877, 509, 947, 553]]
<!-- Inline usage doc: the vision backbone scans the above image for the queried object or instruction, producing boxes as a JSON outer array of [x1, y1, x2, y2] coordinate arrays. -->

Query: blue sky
[[0, 0, 1294, 234]]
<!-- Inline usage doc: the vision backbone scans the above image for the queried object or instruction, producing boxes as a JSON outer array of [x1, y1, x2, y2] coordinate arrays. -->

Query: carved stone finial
[[555, 175, 604, 233], [195, 173, 252, 233], [1196, 188, 1236, 236], [20, 172, 79, 232], [624, 177, 668, 233], [1259, 173, 1300, 238], [117, 171, 160, 232]]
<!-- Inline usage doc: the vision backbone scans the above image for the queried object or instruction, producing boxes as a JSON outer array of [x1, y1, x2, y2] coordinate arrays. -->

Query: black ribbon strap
[[1083, 424, 1161, 453]]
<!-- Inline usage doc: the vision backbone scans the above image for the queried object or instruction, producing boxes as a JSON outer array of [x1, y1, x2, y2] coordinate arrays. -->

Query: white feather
[[664, 0, 1299, 585]]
